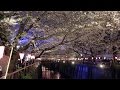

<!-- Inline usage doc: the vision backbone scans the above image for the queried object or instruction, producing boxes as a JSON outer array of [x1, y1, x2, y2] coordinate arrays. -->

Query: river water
[[42, 66, 62, 79], [41, 64, 120, 79]]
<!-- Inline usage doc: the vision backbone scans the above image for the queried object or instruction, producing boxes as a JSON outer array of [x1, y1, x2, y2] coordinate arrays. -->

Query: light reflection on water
[[41, 62, 119, 79], [42, 66, 61, 79]]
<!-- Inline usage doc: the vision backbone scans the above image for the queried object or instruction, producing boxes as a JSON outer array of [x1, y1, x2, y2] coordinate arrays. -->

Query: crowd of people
[[16, 58, 35, 69]]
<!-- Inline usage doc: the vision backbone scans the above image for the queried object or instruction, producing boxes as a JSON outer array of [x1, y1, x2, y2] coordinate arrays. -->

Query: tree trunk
[[35, 50, 45, 59], [90, 48, 95, 62]]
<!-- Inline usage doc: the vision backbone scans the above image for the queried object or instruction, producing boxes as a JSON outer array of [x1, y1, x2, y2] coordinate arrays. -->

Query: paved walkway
[[0, 55, 9, 77]]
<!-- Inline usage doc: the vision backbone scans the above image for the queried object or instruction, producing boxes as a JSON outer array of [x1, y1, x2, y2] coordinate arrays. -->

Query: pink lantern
[[0, 46, 5, 59], [19, 53, 25, 60]]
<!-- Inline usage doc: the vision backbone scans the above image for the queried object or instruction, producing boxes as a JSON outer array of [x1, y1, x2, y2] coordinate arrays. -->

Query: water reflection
[[42, 66, 61, 79], [72, 64, 111, 79], [41, 60, 120, 79]]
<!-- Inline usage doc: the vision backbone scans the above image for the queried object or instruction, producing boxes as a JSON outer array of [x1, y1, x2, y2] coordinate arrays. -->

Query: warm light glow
[[92, 57, 94, 60], [117, 58, 120, 61], [71, 61, 75, 65], [104, 57, 106, 59], [0, 46, 5, 59], [75, 58, 77, 60], [96, 57, 98, 59], [25, 54, 31, 61], [19, 53, 25, 60], [16, 45, 20, 49], [99, 64, 105, 68], [36, 58, 42, 60], [78, 58, 82, 60], [81, 58, 84, 60], [58, 59, 60, 60], [27, 54, 31, 58], [115, 57, 117, 59], [56, 73, 60, 79], [98, 57, 100, 59], [31, 55, 35, 59], [63, 61, 65, 63], [4, 18, 18, 25], [85, 58, 88, 60]]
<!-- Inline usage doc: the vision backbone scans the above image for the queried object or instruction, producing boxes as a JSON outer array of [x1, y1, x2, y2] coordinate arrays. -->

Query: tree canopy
[[0, 11, 120, 58]]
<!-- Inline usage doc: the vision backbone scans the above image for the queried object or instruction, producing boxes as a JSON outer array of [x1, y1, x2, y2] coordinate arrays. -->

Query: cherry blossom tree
[[1, 11, 120, 77]]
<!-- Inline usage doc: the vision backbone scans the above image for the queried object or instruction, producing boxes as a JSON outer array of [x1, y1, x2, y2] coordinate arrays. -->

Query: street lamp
[[0, 46, 5, 59], [99, 64, 105, 69], [71, 61, 75, 65]]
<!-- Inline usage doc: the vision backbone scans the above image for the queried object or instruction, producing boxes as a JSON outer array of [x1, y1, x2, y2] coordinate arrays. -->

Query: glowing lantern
[[92, 57, 94, 60], [71, 61, 75, 65], [31, 55, 35, 59], [98, 57, 101, 59], [19, 53, 25, 63], [16, 45, 20, 49], [104, 57, 106, 59], [19, 53, 25, 60], [115, 57, 117, 59]]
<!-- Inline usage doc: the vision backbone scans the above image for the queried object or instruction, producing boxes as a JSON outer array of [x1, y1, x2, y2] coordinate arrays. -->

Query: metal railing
[[0, 61, 40, 79]]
